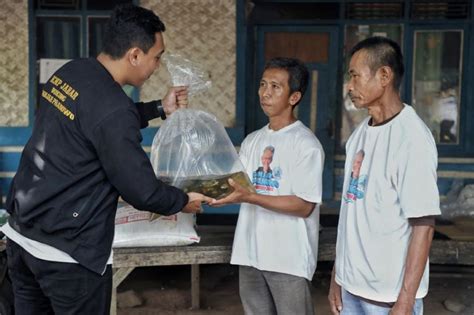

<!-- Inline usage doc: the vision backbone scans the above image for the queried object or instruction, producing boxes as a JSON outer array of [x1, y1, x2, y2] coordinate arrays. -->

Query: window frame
[[404, 23, 471, 156]]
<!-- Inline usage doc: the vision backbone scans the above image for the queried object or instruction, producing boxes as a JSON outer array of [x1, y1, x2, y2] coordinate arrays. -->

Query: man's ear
[[378, 66, 393, 88], [127, 47, 142, 66], [289, 91, 302, 106]]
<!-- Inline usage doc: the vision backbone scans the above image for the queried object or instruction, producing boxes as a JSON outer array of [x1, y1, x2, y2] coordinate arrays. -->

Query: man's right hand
[[328, 266, 343, 314], [181, 192, 215, 214], [162, 86, 189, 115]]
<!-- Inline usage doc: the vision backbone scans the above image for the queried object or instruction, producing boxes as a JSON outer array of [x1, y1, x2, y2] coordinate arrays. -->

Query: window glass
[[37, 16, 81, 59], [340, 25, 403, 148], [412, 30, 463, 144], [88, 17, 109, 57]]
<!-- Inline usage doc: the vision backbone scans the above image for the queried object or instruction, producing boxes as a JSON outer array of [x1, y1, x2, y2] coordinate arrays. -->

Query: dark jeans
[[6, 239, 112, 315]]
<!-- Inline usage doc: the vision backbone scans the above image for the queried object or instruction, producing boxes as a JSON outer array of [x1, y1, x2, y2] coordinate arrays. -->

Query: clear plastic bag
[[151, 109, 254, 200], [163, 54, 212, 96]]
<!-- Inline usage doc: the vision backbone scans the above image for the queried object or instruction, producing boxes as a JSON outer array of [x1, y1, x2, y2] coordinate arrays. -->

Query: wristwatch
[[156, 100, 167, 120]]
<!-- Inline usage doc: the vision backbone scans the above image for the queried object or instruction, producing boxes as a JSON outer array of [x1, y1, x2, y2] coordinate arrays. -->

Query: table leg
[[110, 267, 135, 315], [191, 264, 200, 309]]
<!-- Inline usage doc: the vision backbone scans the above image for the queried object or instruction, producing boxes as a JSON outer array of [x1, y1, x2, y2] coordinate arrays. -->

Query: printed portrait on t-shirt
[[253, 145, 281, 194], [344, 149, 367, 203]]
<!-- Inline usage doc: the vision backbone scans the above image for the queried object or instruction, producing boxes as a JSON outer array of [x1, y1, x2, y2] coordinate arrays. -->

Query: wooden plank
[[191, 264, 200, 309], [435, 217, 474, 241], [430, 239, 474, 265], [110, 286, 117, 315], [435, 225, 474, 241], [113, 267, 135, 288], [113, 249, 232, 268]]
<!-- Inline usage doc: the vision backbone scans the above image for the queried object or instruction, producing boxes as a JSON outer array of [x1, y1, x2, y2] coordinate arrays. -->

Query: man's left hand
[[389, 301, 414, 315], [162, 86, 189, 115]]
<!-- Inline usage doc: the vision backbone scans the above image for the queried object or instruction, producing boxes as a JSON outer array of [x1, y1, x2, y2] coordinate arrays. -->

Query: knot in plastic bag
[[163, 54, 212, 96]]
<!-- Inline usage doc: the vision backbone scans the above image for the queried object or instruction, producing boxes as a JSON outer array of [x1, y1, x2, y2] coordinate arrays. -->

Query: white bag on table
[[112, 204, 199, 248]]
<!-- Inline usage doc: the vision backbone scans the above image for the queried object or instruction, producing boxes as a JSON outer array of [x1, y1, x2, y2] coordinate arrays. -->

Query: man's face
[[131, 33, 165, 87], [258, 68, 294, 119], [346, 50, 384, 109], [261, 150, 273, 172]]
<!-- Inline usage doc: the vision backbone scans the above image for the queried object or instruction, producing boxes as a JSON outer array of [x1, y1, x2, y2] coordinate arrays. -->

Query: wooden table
[[110, 225, 474, 315], [111, 226, 234, 315]]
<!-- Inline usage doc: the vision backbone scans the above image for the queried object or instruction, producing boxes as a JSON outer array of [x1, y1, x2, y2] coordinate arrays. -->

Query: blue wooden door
[[254, 26, 339, 200]]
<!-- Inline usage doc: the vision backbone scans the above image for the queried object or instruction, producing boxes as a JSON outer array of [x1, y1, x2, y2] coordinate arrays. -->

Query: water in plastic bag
[[160, 171, 252, 200], [151, 109, 255, 210]]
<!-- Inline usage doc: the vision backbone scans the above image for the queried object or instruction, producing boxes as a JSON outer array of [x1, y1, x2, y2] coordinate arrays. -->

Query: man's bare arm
[[391, 224, 434, 315], [210, 179, 315, 218]]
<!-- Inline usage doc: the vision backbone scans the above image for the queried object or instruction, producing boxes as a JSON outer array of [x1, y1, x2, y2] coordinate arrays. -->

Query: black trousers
[[6, 239, 112, 315]]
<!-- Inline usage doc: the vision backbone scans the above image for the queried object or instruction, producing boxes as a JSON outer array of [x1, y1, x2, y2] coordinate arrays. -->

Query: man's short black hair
[[264, 57, 309, 104], [350, 36, 404, 90], [102, 4, 166, 59]]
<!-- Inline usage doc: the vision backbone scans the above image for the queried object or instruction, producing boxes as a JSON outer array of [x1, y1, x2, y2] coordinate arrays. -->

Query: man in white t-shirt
[[328, 37, 441, 315], [211, 57, 325, 314]]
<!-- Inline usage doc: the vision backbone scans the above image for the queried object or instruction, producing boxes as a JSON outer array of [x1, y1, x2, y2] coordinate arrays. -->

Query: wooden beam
[[191, 264, 200, 309], [111, 267, 135, 315]]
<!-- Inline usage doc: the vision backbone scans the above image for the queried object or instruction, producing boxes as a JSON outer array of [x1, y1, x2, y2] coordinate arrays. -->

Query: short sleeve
[[292, 139, 325, 203], [397, 137, 441, 218]]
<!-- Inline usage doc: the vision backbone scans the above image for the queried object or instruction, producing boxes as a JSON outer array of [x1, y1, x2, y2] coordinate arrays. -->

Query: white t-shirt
[[231, 121, 325, 280], [335, 104, 441, 302]]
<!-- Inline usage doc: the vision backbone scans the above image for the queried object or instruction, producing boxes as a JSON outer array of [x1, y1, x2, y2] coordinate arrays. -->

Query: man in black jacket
[[2, 4, 212, 314]]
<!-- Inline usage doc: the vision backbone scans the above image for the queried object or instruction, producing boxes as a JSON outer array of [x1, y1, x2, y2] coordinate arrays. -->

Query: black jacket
[[6, 58, 188, 274]]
